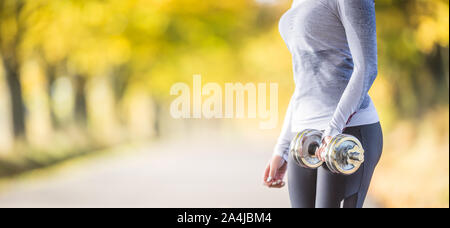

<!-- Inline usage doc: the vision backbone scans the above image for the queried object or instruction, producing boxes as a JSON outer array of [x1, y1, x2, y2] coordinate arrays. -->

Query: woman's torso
[[279, 0, 379, 131]]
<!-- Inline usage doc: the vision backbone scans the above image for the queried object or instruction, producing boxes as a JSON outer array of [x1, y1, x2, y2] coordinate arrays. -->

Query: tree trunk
[[3, 60, 26, 138], [0, 0, 26, 139], [74, 75, 87, 125], [45, 64, 57, 128], [153, 98, 161, 138]]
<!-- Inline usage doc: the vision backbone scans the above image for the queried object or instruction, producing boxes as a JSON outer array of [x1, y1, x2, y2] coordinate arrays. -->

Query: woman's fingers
[[268, 168, 286, 188], [263, 161, 270, 184], [269, 179, 285, 188], [263, 161, 273, 186], [263, 155, 286, 188], [315, 147, 320, 161], [265, 158, 279, 186], [316, 137, 331, 162], [269, 159, 279, 181], [264, 160, 278, 186], [316, 145, 323, 161]]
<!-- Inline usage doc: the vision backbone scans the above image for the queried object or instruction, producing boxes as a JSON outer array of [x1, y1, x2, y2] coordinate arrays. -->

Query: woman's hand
[[263, 155, 287, 188], [316, 136, 332, 161]]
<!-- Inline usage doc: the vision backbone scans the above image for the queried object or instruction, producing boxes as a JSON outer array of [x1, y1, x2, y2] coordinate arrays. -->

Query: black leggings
[[287, 122, 383, 208]]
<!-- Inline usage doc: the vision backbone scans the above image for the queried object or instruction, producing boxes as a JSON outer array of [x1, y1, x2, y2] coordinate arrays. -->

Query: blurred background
[[0, 0, 448, 208]]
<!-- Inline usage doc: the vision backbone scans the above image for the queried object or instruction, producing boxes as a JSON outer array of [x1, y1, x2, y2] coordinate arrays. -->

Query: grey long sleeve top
[[274, 0, 380, 161]]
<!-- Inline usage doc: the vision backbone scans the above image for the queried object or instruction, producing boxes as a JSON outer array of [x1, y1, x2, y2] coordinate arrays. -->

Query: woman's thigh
[[287, 154, 318, 208], [315, 122, 383, 208]]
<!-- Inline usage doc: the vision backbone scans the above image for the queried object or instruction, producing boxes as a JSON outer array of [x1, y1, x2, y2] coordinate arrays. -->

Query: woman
[[263, 0, 383, 208]]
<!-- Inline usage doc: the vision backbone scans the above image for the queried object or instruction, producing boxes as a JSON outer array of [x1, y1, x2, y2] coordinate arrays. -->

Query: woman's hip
[[343, 122, 383, 167]]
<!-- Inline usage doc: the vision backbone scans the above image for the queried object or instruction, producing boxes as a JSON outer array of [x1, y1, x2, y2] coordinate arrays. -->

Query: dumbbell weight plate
[[321, 135, 340, 174], [290, 129, 324, 169], [324, 134, 364, 175]]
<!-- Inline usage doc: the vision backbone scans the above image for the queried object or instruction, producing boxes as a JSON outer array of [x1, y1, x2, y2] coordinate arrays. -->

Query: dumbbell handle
[[348, 152, 362, 161], [347, 147, 364, 162]]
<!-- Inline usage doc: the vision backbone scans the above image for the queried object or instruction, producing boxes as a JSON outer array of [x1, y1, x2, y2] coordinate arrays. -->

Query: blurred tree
[[0, 0, 26, 138], [375, 0, 449, 119]]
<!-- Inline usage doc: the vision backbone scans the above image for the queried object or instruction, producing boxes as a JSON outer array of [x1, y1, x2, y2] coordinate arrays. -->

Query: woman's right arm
[[263, 91, 296, 188], [273, 91, 296, 162]]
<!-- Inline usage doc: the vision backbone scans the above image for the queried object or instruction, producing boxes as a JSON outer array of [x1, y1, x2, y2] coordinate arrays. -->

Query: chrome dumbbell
[[289, 129, 364, 175]]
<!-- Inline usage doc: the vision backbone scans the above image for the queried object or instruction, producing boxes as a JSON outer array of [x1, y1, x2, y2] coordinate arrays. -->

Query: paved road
[[0, 127, 377, 208]]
